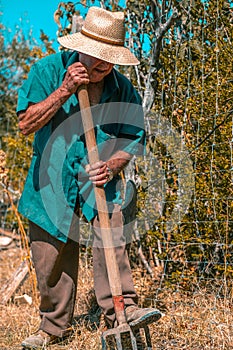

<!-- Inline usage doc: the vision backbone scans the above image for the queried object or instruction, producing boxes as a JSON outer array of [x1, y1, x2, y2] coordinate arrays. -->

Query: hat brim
[[57, 32, 140, 66]]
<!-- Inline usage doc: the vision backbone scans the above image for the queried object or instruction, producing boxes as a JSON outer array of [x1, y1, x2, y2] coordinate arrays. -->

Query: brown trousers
[[29, 205, 137, 337]]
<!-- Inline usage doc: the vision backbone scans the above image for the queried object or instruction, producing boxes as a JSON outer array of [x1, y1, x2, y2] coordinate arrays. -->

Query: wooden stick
[[0, 260, 28, 305], [77, 85, 126, 323]]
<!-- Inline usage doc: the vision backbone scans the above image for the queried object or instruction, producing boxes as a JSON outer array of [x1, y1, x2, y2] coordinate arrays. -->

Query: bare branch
[[150, 0, 160, 23], [134, 224, 154, 277], [158, 9, 179, 38]]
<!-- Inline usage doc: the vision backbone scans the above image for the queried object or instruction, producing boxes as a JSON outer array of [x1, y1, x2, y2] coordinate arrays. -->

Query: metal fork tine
[[115, 334, 123, 350], [101, 334, 107, 350], [144, 325, 152, 349], [130, 329, 138, 350]]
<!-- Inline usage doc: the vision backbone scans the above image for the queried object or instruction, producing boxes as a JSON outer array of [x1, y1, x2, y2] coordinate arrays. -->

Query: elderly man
[[18, 6, 161, 349]]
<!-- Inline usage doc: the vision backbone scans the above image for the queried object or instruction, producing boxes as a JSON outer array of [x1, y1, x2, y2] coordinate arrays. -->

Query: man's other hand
[[85, 161, 111, 186]]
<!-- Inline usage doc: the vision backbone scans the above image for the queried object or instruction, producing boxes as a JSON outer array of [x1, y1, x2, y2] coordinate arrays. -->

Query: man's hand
[[61, 62, 90, 94], [86, 151, 131, 186], [86, 161, 110, 186], [18, 63, 90, 135]]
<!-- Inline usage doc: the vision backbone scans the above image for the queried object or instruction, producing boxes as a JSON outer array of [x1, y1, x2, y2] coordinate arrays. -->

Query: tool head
[[102, 323, 140, 350]]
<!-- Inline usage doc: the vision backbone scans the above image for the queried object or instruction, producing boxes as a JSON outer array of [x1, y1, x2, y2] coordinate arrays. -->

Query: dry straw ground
[[1, 245, 233, 350]]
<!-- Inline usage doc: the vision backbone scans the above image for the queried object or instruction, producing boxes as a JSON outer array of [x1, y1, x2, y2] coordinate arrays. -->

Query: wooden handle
[[77, 85, 123, 298]]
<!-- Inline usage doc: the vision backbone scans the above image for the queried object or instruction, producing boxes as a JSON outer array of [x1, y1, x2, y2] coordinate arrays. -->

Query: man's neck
[[87, 80, 104, 106]]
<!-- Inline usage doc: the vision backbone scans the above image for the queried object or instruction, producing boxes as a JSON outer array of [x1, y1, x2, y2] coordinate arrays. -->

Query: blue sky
[[1, 1, 126, 50], [1, 0, 73, 50]]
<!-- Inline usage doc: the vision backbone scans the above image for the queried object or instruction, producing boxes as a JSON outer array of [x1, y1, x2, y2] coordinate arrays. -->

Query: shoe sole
[[21, 343, 47, 350], [21, 332, 72, 349], [21, 337, 60, 349], [21, 345, 42, 350], [128, 310, 162, 329]]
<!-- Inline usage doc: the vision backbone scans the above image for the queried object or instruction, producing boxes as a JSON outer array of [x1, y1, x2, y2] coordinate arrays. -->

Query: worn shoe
[[125, 306, 163, 328], [21, 330, 60, 349]]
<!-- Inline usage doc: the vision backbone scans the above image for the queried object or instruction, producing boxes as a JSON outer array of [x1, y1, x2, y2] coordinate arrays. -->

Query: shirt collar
[[64, 51, 80, 69], [61, 51, 80, 81]]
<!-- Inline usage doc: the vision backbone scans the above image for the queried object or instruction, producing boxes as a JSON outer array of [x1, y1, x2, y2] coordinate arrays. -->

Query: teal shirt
[[17, 51, 145, 242]]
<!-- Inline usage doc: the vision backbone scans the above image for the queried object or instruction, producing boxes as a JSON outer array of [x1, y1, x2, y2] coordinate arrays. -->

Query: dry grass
[[1, 245, 233, 349]]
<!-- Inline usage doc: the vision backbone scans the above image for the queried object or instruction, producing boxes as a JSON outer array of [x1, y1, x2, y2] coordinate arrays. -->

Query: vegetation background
[[0, 0, 233, 348]]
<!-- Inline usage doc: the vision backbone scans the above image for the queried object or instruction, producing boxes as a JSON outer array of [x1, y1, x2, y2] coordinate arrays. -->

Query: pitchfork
[[78, 85, 153, 350]]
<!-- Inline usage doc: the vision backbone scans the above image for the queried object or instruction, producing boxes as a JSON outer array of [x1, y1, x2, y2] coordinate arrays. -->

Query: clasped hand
[[86, 161, 110, 186]]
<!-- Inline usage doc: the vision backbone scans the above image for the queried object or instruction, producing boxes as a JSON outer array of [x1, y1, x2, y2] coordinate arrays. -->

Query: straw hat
[[57, 7, 139, 66]]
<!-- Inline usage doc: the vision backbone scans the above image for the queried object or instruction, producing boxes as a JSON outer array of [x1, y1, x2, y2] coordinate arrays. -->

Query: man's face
[[79, 53, 114, 83]]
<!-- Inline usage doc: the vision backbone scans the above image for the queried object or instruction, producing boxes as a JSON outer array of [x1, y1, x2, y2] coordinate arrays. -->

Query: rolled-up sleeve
[[17, 59, 59, 113]]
